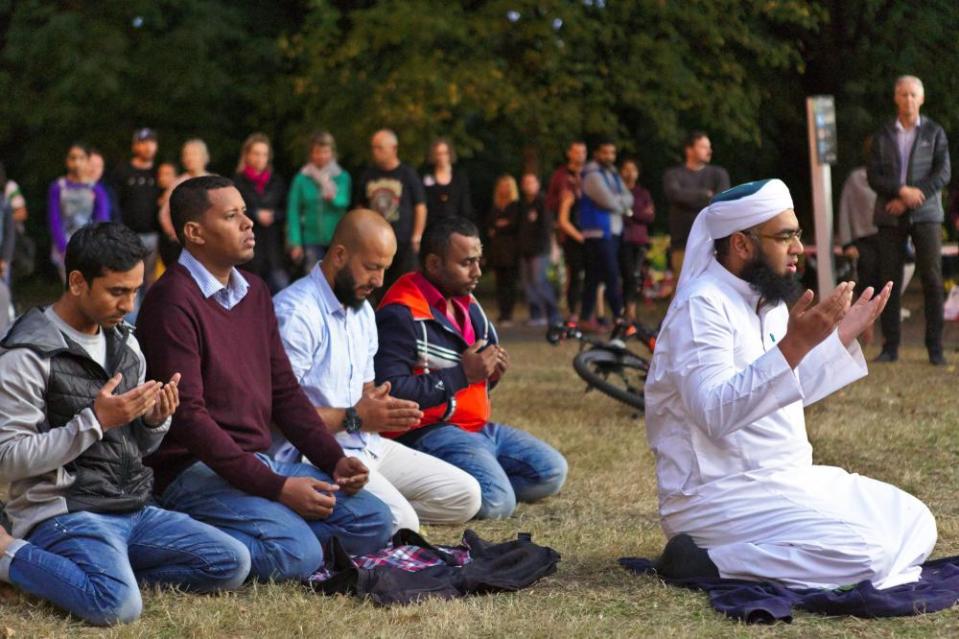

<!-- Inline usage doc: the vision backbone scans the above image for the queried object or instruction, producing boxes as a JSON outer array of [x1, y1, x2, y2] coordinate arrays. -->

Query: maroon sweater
[[137, 263, 344, 499]]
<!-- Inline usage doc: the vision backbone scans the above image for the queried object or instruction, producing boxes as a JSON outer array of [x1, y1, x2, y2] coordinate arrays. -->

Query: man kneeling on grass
[[374, 216, 568, 519], [645, 179, 936, 589], [0, 223, 250, 626], [137, 176, 392, 582]]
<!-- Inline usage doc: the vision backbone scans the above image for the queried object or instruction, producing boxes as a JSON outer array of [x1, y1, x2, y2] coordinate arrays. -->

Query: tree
[[286, 0, 820, 211], [0, 0, 302, 234]]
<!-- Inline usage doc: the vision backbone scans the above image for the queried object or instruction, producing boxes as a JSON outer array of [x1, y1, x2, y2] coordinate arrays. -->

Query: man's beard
[[740, 250, 801, 306], [332, 267, 366, 310]]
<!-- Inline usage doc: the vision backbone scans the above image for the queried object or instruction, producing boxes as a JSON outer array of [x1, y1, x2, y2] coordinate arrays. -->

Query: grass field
[[2, 282, 959, 637]]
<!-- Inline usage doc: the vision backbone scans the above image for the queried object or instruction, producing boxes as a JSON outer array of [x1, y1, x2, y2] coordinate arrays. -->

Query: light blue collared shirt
[[177, 249, 250, 310], [895, 116, 921, 186], [272, 263, 380, 456]]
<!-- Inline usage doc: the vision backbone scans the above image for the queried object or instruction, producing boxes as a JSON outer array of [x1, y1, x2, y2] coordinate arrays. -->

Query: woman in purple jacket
[[619, 158, 655, 322]]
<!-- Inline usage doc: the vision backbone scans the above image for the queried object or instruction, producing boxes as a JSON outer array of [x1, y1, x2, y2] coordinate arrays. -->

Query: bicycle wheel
[[572, 346, 648, 411]]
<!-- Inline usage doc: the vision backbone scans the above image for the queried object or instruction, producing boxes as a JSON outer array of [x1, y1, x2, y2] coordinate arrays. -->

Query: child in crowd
[[47, 144, 110, 281]]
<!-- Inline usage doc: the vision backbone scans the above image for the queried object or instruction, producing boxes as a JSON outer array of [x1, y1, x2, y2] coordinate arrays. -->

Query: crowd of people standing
[[0, 126, 696, 333]]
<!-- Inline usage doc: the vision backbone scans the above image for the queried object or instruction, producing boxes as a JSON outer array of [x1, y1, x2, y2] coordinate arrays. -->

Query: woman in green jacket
[[287, 131, 351, 272]]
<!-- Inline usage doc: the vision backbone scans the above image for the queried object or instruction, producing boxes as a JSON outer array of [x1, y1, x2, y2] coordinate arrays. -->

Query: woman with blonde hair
[[286, 131, 351, 273], [157, 138, 211, 265], [485, 174, 520, 325], [235, 133, 288, 292]]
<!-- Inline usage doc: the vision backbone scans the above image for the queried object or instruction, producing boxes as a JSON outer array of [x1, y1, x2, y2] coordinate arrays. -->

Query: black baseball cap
[[132, 128, 157, 143]]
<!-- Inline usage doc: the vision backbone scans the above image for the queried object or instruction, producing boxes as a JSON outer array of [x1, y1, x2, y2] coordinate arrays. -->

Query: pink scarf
[[243, 165, 271, 195]]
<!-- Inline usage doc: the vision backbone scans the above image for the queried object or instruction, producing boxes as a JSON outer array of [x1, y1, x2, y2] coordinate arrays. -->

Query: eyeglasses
[[748, 228, 803, 246]]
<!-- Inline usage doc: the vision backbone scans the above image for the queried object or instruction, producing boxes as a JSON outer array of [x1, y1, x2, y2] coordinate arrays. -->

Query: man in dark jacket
[[867, 75, 952, 365], [374, 216, 568, 519], [0, 223, 249, 626]]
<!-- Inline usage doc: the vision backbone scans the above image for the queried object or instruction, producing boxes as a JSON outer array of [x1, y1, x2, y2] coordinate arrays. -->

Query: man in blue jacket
[[579, 139, 634, 329]]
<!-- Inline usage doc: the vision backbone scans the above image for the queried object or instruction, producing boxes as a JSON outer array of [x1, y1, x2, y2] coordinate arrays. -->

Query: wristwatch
[[343, 406, 363, 434]]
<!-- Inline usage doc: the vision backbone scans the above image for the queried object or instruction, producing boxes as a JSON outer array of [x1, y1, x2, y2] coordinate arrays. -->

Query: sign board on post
[[806, 95, 837, 298]]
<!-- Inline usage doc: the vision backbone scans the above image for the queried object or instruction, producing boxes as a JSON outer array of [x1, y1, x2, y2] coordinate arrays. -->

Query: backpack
[[309, 528, 561, 605]]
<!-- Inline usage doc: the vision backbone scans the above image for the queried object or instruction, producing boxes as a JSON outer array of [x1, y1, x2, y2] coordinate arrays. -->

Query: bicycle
[[546, 321, 657, 411]]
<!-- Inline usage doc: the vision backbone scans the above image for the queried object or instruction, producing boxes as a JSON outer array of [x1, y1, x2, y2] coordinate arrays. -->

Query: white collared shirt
[[272, 263, 380, 455], [177, 249, 250, 310]]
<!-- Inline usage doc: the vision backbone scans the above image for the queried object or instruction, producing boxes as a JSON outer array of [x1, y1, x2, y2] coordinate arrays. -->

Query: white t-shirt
[[44, 306, 107, 368]]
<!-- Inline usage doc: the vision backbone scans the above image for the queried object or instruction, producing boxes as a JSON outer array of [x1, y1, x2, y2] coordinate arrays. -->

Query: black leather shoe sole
[[655, 533, 720, 580]]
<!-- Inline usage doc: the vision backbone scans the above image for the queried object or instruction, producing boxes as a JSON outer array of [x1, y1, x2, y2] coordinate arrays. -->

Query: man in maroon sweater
[[137, 175, 392, 581]]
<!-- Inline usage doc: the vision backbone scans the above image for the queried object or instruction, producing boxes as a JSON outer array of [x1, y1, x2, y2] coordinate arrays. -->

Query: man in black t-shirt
[[358, 129, 427, 294], [110, 128, 161, 294], [662, 130, 729, 279]]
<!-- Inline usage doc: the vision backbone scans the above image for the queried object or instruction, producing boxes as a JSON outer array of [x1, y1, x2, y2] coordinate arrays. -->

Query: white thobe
[[645, 259, 936, 589]]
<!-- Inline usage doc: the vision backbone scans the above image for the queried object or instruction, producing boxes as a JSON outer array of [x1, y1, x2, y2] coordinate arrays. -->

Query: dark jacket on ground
[[868, 116, 951, 226]]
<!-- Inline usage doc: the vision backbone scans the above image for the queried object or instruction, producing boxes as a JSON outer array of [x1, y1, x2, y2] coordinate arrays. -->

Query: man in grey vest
[[0, 223, 250, 625], [868, 75, 951, 365]]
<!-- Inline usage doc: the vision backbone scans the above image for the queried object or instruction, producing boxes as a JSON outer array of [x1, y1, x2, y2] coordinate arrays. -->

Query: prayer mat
[[619, 555, 959, 623]]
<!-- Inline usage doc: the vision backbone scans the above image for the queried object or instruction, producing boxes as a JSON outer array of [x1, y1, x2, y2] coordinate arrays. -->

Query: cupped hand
[[838, 282, 892, 346]]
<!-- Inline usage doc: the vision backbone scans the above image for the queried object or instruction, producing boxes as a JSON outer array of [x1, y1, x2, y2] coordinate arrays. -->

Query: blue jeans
[[159, 454, 392, 581], [410, 423, 568, 519], [4, 506, 249, 626], [521, 254, 561, 323]]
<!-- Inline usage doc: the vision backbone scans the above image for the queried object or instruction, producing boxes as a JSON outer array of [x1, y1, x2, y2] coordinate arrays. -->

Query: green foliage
[[287, 0, 818, 172], [0, 0, 295, 229], [798, 0, 959, 180]]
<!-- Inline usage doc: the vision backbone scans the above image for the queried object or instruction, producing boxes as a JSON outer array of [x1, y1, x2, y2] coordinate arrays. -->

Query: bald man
[[272, 209, 482, 531], [358, 130, 427, 296]]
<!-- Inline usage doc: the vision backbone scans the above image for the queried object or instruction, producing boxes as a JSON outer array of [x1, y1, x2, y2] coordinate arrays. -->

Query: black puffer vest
[[1, 307, 155, 514]]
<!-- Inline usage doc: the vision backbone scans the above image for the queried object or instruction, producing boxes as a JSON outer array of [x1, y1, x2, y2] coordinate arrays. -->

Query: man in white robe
[[645, 178, 936, 590]]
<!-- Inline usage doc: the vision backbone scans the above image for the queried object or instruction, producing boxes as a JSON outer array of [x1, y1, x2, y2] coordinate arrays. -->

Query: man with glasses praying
[[643, 179, 937, 590]]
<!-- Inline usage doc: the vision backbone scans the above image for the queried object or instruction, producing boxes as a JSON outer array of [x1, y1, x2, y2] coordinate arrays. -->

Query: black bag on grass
[[310, 529, 560, 606]]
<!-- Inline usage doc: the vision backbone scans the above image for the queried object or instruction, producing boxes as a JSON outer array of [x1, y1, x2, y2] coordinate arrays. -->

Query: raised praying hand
[[778, 282, 854, 368], [838, 282, 893, 347]]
